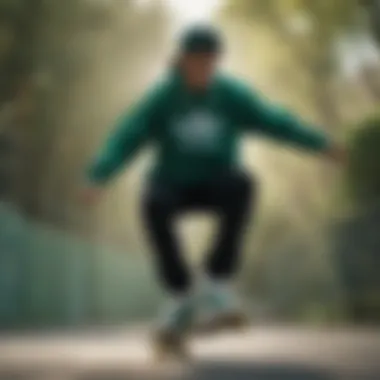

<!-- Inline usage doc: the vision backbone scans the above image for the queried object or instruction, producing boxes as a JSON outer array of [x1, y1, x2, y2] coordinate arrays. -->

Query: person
[[81, 25, 345, 355]]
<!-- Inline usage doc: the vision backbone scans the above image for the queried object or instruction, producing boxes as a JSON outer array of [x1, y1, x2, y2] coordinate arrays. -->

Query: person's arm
[[87, 85, 165, 185], [231, 81, 330, 152]]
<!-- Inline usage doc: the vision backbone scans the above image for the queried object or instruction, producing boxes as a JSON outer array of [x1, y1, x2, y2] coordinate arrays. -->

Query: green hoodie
[[87, 71, 329, 185]]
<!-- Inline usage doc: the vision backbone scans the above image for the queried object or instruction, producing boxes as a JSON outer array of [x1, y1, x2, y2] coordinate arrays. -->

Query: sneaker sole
[[195, 311, 250, 335]]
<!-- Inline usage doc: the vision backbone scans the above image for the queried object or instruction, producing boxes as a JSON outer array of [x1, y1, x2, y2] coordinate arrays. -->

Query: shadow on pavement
[[76, 361, 334, 380], [188, 361, 334, 380]]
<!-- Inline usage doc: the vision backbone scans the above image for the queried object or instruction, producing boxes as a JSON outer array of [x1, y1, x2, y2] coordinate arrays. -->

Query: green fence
[[0, 203, 163, 330]]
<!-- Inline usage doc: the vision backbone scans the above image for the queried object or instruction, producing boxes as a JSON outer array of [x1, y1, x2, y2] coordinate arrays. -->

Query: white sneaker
[[196, 278, 249, 333], [153, 296, 195, 359], [158, 296, 196, 333]]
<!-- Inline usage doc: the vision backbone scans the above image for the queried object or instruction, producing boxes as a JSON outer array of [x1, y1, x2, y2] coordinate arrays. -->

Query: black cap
[[179, 24, 223, 54]]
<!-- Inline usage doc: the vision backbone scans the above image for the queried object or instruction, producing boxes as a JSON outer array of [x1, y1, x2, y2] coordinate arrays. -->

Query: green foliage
[[347, 115, 380, 206], [334, 204, 380, 324], [223, 0, 360, 35], [362, 0, 380, 46], [221, 0, 368, 126], [0, 0, 24, 18], [335, 116, 380, 323]]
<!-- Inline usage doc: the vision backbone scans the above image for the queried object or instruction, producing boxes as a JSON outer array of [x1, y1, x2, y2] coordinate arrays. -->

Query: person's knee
[[144, 195, 168, 219], [236, 171, 253, 196], [226, 171, 254, 201], [143, 187, 176, 221]]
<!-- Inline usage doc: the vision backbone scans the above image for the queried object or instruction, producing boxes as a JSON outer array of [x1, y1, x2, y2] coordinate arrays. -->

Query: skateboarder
[[81, 25, 345, 356]]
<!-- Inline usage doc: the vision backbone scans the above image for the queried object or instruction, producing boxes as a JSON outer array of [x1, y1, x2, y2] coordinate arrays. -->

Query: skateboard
[[152, 310, 249, 361], [152, 328, 192, 362]]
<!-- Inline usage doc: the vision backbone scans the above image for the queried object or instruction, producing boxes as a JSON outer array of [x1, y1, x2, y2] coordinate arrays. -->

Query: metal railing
[[0, 202, 162, 330]]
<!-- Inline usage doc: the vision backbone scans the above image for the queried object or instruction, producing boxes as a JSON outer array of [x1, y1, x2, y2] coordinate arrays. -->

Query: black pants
[[142, 171, 255, 294]]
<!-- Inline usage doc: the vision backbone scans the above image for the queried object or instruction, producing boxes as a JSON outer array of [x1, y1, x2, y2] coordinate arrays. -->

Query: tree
[[26, 0, 170, 236], [360, 0, 380, 44], [222, 0, 363, 126]]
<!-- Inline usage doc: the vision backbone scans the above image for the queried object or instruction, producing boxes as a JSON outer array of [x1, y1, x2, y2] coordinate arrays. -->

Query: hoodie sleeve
[[87, 84, 166, 185], [229, 80, 330, 152]]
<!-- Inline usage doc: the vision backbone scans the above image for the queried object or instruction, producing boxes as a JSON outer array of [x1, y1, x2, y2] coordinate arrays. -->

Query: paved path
[[0, 326, 379, 379]]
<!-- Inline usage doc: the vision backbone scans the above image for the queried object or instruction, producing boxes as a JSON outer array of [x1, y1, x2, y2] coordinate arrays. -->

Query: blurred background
[[0, 0, 379, 339], [1, 1, 380, 378]]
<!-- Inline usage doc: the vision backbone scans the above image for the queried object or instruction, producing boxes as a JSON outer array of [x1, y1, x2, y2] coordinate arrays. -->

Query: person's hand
[[79, 185, 103, 206], [324, 143, 347, 165]]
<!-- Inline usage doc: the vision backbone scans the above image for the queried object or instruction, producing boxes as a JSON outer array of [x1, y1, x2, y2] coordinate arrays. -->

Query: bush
[[335, 115, 380, 323], [347, 115, 380, 207]]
